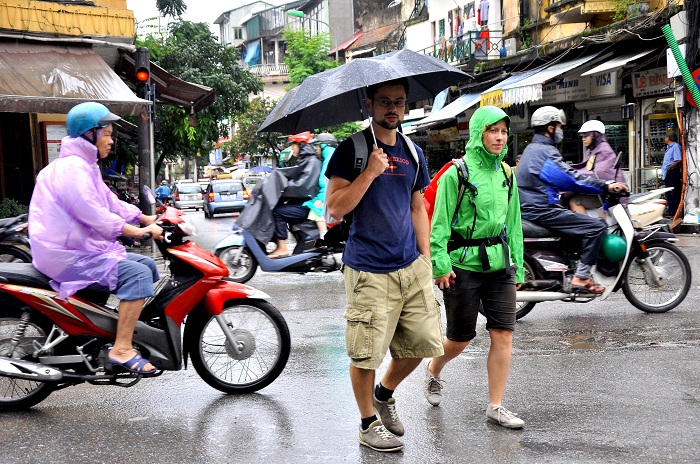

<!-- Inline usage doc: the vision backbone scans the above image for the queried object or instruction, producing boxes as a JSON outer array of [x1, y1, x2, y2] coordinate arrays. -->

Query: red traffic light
[[136, 69, 150, 82]]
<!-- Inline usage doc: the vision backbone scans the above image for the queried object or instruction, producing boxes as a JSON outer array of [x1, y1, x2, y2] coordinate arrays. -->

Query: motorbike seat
[[0, 263, 111, 304], [0, 263, 53, 290], [521, 219, 560, 239]]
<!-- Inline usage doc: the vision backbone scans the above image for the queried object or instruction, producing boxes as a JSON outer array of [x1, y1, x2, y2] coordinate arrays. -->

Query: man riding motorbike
[[515, 106, 628, 294]]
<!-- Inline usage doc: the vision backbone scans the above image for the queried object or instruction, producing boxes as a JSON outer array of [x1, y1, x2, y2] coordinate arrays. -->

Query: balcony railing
[[417, 29, 506, 65], [248, 63, 289, 77]]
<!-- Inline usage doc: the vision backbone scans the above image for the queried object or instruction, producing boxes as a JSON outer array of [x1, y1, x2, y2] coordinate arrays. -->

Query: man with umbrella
[[325, 78, 444, 452]]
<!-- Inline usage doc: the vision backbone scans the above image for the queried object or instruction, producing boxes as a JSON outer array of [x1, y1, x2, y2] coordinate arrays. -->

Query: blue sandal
[[108, 351, 161, 376]]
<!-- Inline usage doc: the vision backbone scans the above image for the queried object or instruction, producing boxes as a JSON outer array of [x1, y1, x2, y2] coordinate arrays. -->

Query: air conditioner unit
[[504, 38, 517, 57]]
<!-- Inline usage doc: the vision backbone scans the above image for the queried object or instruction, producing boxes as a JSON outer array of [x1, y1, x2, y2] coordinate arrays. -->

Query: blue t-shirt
[[325, 132, 430, 273]]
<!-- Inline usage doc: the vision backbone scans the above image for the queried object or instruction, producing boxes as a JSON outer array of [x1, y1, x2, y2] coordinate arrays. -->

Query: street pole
[[287, 10, 338, 61]]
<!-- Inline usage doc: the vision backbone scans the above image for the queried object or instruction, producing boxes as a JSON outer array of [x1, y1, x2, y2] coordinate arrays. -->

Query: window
[[234, 28, 243, 40]]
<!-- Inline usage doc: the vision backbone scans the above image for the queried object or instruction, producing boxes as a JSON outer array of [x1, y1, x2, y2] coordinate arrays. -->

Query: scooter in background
[[214, 220, 344, 284]]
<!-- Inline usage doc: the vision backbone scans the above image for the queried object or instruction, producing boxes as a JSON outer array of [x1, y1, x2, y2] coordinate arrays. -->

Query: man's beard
[[375, 114, 401, 130]]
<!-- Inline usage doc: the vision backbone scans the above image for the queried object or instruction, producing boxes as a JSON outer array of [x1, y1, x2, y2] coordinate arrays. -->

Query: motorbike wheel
[[204, 208, 211, 219], [622, 241, 691, 313], [0, 312, 55, 411], [515, 260, 537, 320], [215, 246, 257, 283], [0, 245, 32, 263], [185, 301, 291, 394]]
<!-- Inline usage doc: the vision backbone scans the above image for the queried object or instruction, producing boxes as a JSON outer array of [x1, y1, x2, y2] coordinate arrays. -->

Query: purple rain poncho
[[29, 136, 142, 299]]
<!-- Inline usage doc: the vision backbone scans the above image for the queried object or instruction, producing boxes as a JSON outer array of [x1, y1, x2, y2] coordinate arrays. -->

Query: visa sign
[[589, 71, 618, 97]]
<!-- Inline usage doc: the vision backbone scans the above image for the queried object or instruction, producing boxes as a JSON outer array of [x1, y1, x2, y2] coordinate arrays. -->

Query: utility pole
[[134, 46, 153, 215]]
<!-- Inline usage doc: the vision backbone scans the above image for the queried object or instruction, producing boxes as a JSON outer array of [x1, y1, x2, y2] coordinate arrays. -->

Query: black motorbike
[[0, 214, 31, 263]]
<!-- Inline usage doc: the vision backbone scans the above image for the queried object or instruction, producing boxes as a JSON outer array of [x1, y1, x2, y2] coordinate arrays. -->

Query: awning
[[502, 54, 599, 105], [412, 93, 481, 128], [329, 29, 363, 55], [480, 67, 547, 107], [119, 52, 217, 113], [0, 42, 149, 115], [580, 49, 657, 76]]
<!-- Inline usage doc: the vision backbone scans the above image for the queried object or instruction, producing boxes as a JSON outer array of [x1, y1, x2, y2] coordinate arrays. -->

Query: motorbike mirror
[[142, 186, 156, 205]]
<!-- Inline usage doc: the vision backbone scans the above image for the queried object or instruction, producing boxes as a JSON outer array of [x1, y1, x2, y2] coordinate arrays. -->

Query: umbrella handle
[[369, 117, 379, 148]]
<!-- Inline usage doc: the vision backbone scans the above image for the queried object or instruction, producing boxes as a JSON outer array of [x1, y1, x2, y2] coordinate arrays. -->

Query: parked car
[[171, 182, 204, 211], [203, 179, 249, 219]]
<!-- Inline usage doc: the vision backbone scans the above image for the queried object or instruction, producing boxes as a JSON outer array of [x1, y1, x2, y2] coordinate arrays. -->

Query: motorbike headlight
[[178, 215, 198, 237]]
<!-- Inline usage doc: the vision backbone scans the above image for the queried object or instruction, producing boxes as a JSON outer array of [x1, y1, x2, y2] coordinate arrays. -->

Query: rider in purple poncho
[[29, 102, 164, 375]]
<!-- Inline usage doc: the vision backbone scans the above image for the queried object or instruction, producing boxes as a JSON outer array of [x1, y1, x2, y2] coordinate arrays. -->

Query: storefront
[[631, 66, 678, 192]]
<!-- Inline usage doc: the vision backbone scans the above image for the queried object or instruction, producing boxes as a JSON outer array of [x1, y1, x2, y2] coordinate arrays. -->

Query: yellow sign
[[481, 90, 504, 108], [439, 126, 461, 142]]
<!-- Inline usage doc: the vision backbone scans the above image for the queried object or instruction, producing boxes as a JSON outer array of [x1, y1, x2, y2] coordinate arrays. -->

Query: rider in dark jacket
[[516, 106, 628, 294]]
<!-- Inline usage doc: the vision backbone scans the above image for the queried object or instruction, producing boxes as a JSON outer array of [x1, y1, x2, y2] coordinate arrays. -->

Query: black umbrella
[[258, 49, 472, 134]]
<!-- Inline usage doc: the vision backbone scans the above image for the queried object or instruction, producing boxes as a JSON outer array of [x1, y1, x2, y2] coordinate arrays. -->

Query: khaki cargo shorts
[[343, 254, 444, 369]]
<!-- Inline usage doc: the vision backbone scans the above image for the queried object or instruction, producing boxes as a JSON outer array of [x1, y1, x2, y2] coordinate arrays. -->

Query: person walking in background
[[424, 106, 525, 429], [325, 78, 444, 453], [662, 130, 682, 218], [565, 119, 626, 215], [303, 133, 338, 239]]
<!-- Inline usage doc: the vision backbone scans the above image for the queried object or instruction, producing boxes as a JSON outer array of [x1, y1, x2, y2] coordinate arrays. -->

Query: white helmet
[[578, 120, 605, 134], [531, 106, 567, 127]]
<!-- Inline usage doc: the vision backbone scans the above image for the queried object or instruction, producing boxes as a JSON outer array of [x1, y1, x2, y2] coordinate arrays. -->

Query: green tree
[[156, 0, 186, 18], [227, 97, 285, 167], [283, 28, 337, 85], [136, 21, 263, 177]]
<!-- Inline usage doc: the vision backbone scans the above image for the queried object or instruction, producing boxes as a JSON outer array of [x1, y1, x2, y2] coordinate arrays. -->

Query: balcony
[[546, 0, 617, 24], [248, 63, 289, 81], [0, 0, 134, 39], [417, 29, 505, 66]]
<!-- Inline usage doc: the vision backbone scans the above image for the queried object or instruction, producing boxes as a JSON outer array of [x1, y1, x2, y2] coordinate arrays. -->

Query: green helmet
[[600, 234, 626, 262]]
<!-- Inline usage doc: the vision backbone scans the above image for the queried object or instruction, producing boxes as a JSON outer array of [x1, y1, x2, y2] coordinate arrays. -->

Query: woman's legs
[[486, 328, 513, 406]]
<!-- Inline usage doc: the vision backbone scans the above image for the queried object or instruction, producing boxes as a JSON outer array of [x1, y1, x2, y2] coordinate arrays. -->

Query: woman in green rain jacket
[[424, 105, 525, 429]]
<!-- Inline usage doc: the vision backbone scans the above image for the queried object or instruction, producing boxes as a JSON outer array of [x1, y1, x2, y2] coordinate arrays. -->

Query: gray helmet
[[314, 132, 338, 147], [531, 106, 567, 127]]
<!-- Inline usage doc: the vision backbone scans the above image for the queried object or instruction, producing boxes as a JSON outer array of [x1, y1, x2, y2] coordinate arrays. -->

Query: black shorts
[[442, 267, 516, 342]]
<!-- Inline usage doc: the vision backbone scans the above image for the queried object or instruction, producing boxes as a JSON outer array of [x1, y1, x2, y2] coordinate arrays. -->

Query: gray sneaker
[[359, 420, 404, 452], [424, 361, 444, 406], [373, 395, 405, 436], [486, 405, 525, 429]]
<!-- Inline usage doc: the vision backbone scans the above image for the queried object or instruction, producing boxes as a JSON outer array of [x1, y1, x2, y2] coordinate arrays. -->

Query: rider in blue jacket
[[516, 106, 628, 294]]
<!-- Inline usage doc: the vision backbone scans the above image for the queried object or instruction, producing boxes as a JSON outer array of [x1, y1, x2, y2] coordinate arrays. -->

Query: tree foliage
[[227, 97, 285, 166], [136, 21, 263, 171], [283, 28, 337, 85], [156, 0, 186, 18]]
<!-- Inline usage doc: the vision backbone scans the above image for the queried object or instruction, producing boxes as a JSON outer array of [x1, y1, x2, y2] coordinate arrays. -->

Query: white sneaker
[[486, 405, 525, 429], [423, 361, 444, 406]]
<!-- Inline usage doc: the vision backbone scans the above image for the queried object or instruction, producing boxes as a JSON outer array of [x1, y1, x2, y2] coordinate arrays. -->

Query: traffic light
[[135, 47, 150, 84]]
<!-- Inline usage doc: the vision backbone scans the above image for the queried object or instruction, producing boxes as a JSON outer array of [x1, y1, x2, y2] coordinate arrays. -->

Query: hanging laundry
[[479, 0, 489, 26]]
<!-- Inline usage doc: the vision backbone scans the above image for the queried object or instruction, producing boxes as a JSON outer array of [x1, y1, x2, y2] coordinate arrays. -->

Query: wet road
[[2, 211, 699, 463]]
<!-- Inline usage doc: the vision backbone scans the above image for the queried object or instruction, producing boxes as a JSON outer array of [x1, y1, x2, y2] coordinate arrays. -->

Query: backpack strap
[[501, 161, 513, 204], [350, 130, 370, 176], [397, 131, 421, 190]]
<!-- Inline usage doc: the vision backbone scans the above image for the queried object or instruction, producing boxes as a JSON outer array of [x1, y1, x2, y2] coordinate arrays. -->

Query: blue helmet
[[66, 102, 120, 138]]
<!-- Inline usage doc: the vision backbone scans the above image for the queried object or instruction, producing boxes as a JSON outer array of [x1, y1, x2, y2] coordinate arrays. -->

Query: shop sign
[[589, 71, 619, 97], [539, 74, 590, 104], [481, 89, 503, 108], [427, 130, 444, 143], [439, 126, 461, 142], [632, 67, 669, 97]]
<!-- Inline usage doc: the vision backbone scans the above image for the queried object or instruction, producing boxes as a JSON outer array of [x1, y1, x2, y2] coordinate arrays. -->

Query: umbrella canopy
[[249, 165, 273, 174], [258, 49, 472, 134]]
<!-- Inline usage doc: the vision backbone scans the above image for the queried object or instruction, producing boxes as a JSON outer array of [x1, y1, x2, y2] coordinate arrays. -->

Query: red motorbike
[[0, 206, 291, 411]]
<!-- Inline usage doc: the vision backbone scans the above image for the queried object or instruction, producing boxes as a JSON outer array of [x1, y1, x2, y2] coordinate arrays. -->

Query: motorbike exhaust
[[516, 291, 570, 302], [0, 356, 64, 382]]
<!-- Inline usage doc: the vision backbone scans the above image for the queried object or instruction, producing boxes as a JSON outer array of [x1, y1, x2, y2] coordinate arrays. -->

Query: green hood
[[465, 106, 510, 165]]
